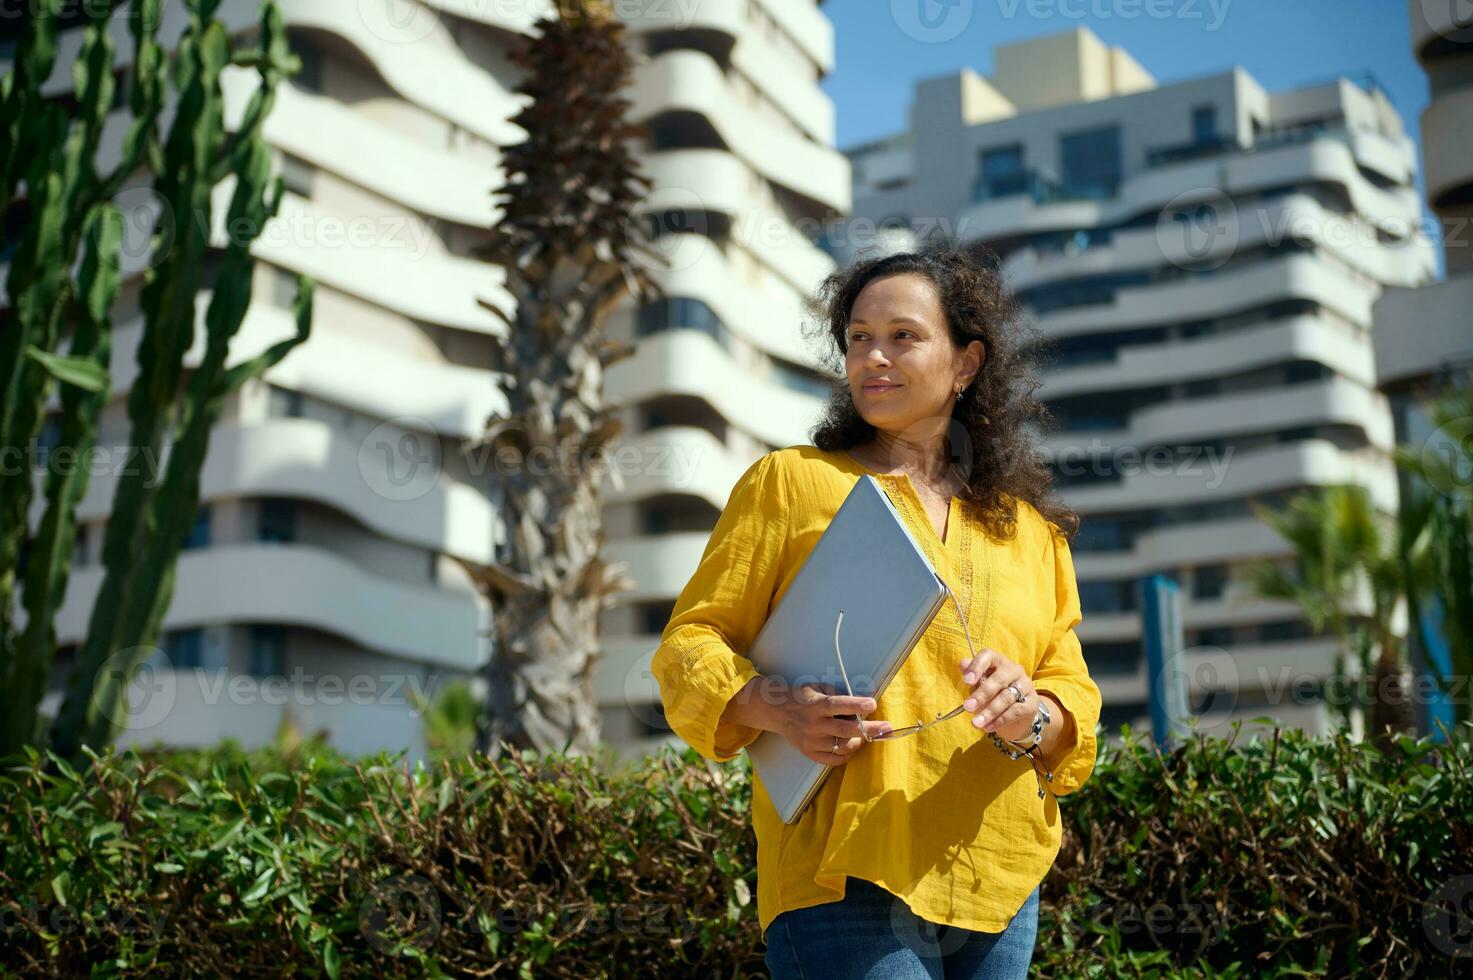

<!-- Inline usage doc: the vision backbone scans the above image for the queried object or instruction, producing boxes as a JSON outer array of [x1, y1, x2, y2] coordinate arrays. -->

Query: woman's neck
[[862, 430, 954, 486]]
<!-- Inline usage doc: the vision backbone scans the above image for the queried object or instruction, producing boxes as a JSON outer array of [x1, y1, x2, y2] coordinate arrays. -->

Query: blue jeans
[[763, 876, 1039, 980]]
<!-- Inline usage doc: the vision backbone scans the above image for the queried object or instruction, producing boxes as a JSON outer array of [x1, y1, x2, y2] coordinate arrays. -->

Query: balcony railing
[[1144, 135, 1239, 168], [1144, 119, 1341, 171], [970, 169, 1119, 205]]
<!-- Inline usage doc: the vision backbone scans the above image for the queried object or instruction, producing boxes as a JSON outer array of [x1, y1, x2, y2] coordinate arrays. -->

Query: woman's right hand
[[777, 682, 893, 766]]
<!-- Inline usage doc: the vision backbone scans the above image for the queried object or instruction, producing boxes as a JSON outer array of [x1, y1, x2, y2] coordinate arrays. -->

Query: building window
[[294, 36, 323, 92], [639, 600, 676, 635], [1078, 579, 1136, 614], [1193, 626, 1235, 649], [280, 151, 315, 198], [637, 297, 728, 349], [1192, 563, 1229, 599], [163, 628, 204, 669], [72, 523, 88, 565], [267, 384, 304, 419], [1059, 125, 1121, 199], [258, 498, 297, 543], [1085, 640, 1141, 676], [249, 625, 287, 677], [1192, 105, 1217, 144], [636, 700, 675, 737], [183, 505, 211, 550], [975, 144, 1025, 199], [1260, 619, 1311, 643], [37, 414, 62, 464], [772, 360, 831, 399], [272, 266, 300, 309]]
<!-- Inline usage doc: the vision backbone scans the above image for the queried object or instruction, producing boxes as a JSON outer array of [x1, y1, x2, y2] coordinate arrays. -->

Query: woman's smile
[[862, 379, 903, 394]]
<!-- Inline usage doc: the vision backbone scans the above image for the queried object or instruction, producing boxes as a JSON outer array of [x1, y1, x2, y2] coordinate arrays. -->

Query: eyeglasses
[[832, 584, 977, 742]]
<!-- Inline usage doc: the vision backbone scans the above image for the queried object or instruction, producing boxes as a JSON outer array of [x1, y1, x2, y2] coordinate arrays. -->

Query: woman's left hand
[[958, 649, 1037, 743]]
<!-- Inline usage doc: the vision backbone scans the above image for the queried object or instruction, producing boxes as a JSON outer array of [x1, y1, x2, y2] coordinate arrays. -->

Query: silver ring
[[1007, 682, 1026, 703], [833, 736, 840, 754]]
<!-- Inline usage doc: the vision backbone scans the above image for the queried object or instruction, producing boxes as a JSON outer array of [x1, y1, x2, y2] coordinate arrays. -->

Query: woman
[[650, 242, 1102, 979]]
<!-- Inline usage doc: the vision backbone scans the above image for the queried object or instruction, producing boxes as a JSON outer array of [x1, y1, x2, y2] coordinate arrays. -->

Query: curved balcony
[[603, 426, 749, 511], [959, 134, 1425, 246], [632, 50, 849, 213], [40, 418, 497, 563], [1411, 4, 1472, 62], [1347, 126, 1418, 188], [1062, 441, 1399, 513], [1041, 315, 1375, 400], [1034, 255, 1377, 339], [1186, 638, 1340, 693], [106, 667, 434, 757], [1372, 276, 1473, 387], [1044, 376, 1393, 453], [607, 329, 825, 450], [603, 532, 711, 601], [1074, 516, 1289, 581], [66, 300, 507, 440], [1422, 86, 1473, 211], [622, 0, 833, 144], [753, 0, 834, 73], [54, 542, 491, 670], [418, 0, 550, 34], [1185, 595, 1316, 630], [637, 149, 835, 296], [24, 0, 524, 146], [1004, 193, 1432, 295], [641, 232, 832, 369], [206, 182, 512, 336], [594, 634, 662, 706], [30, 175, 514, 335], [223, 67, 501, 228]]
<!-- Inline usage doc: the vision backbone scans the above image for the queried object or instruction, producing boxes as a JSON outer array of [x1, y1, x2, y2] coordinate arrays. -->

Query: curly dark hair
[[805, 241, 1078, 543]]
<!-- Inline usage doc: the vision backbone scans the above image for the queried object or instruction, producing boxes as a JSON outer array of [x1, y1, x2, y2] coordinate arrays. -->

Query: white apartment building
[[11, 1, 844, 758], [842, 28, 1435, 736]]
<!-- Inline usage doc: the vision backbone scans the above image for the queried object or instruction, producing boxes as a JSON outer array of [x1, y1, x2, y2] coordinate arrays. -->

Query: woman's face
[[844, 273, 984, 433]]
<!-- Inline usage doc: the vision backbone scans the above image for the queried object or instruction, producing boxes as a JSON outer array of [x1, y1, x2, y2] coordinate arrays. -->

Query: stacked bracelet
[[986, 699, 1055, 799]]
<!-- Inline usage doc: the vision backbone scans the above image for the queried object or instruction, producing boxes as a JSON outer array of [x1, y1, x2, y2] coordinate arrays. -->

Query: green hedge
[[1, 724, 1469, 978]]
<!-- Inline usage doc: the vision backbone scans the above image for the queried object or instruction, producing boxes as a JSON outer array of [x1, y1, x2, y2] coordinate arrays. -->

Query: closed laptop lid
[[745, 474, 949, 824]]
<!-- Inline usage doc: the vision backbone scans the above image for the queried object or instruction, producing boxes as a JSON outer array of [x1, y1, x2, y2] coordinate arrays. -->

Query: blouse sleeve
[[1030, 524, 1103, 796], [650, 452, 788, 763]]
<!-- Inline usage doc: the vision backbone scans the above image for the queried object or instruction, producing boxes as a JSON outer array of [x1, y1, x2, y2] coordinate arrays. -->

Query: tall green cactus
[[51, 0, 313, 757], [0, 0, 313, 758], [1, 1, 142, 754]]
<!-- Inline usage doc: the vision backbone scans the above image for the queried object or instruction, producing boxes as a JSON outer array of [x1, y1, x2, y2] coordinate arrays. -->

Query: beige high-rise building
[[11, 1, 846, 758], [1375, 3, 1473, 396], [1370, 3, 1473, 736], [842, 28, 1436, 736]]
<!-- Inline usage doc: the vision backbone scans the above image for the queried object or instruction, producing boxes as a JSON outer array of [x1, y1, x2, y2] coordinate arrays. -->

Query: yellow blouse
[[651, 444, 1103, 945]]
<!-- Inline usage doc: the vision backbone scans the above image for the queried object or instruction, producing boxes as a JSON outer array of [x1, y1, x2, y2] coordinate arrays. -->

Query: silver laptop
[[745, 474, 950, 824]]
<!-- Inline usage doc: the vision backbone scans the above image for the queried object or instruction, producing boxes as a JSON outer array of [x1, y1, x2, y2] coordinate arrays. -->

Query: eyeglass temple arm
[[833, 581, 978, 715]]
